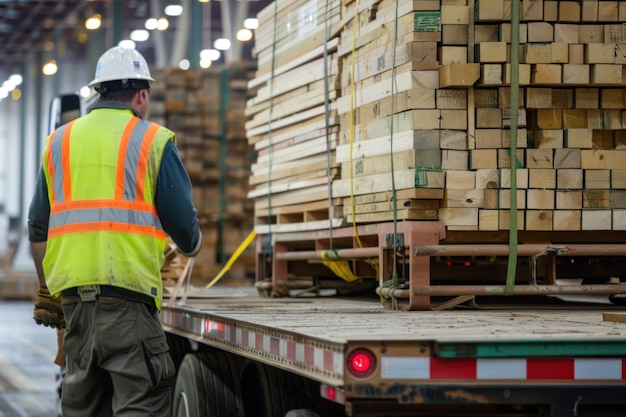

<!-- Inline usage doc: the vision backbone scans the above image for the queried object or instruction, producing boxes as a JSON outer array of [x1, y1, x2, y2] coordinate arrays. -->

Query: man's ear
[[138, 89, 149, 103]]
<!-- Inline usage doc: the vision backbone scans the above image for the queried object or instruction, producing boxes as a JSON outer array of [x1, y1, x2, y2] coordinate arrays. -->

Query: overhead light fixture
[[198, 0, 210, 3], [213, 38, 231, 51], [118, 40, 136, 49], [145, 18, 158, 30], [42, 60, 58, 76], [85, 14, 102, 30], [243, 18, 259, 30], [200, 49, 220, 61], [156, 17, 169, 31], [236, 28, 253, 42], [9, 74, 23, 86], [178, 59, 190, 70], [130, 29, 150, 42], [199, 58, 212, 69], [11, 89, 21, 100], [165, 5, 183, 16]]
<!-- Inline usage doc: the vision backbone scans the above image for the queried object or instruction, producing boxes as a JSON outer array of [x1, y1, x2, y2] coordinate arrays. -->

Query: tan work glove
[[33, 287, 66, 329]]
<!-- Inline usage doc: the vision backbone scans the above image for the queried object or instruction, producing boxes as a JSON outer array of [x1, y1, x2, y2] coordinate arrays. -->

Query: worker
[[28, 46, 202, 417]]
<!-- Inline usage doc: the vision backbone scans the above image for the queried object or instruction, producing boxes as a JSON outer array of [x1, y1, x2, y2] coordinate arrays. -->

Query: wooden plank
[[582, 209, 612, 230], [344, 199, 439, 215], [603, 312, 626, 324], [556, 190, 582, 209], [529, 168, 556, 189], [442, 189, 485, 208], [350, 188, 445, 205], [527, 189, 555, 209], [346, 208, 439, 223], [332, 168, 445, 196], [557, 168, 583, 189], [526, 210, 553, 230], [336, 130, 441, 163], [341, 149, 442, 178], [439, 63, 480, 87], [552, 210, 582, 231]]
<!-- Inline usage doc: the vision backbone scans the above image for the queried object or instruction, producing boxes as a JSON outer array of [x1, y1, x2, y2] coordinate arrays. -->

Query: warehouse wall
[[0, 52, 91, 270]]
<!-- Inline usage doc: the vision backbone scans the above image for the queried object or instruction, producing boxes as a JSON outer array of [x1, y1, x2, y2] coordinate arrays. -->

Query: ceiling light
[[11, 89, 21, 100], [130, 29, 150, 42], [178, 59, 190, 70], [85, 14, 102, 30], [236, 28, 253, 42], [0, 88, 8, 99], [165, 5, 183, 16], [118, 40, 136, 49], [145, 18, 158, 30], [9, 74, 23, 86], [198, 0, 210, 3], [2, 80, 16, 91], [156, 17, 169, 31], [213, 38, 231, 51], [199, 58, 212, 68], [200, 49, 220, 61], [42, 60, 58, 76], [243, 18, 258, 30]]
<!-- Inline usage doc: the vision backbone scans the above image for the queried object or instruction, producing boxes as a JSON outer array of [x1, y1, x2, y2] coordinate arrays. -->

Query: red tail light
[[347, 348, 376, 378]]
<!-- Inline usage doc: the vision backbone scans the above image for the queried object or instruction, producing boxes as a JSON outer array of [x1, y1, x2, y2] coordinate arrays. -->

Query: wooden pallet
[[0, 270, 39, 300], [255, 220, 626, 310]]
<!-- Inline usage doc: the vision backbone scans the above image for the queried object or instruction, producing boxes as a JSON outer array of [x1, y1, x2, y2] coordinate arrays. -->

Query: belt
[[62, 284, 155, 308]]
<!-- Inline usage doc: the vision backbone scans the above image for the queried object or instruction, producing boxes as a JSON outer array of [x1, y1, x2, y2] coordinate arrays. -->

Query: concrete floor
[[0, 300, 59, 417]]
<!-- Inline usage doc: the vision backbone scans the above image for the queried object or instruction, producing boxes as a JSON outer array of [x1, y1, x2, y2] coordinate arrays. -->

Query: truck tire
[[166, 332, 192, 370], [172, 351, 244, 417], [240, 361, 315, 417]]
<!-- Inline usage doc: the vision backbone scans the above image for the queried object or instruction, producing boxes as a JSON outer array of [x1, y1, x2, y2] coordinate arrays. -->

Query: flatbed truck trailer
[[161, 288, 626, 417]]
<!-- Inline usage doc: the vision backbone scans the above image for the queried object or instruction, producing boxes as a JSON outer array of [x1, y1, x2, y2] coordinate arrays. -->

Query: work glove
[[33, 287, 66, 329]]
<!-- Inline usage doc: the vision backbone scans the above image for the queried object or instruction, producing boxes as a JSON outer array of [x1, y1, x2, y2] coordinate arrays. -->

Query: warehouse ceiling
[[0, 0, 271, 72]]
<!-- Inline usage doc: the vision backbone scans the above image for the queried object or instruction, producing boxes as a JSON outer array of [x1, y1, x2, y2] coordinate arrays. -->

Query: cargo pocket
[[142, 335, 176, 390]]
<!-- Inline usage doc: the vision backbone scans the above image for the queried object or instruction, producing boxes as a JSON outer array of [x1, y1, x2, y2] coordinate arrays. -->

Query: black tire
[[166, 332, 192, 371], [172, 351, 244, 417], [240, 361, 315, 417]]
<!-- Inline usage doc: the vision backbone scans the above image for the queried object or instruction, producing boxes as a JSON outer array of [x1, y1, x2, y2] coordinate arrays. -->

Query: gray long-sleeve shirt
[[28, 103, 202, 257]]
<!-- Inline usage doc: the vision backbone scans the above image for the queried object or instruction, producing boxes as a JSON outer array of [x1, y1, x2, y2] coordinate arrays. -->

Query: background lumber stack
[[152, 65, 257, 285], [247, 0, 626, 237]]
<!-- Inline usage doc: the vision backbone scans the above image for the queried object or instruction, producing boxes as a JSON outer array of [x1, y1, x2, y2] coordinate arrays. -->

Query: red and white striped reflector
[[381, 357, 626, 380]]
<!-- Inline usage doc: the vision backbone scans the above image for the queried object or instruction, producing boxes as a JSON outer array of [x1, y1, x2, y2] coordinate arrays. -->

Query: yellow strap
[[194, 230, 257, 293], [320, 250, 360, 282]]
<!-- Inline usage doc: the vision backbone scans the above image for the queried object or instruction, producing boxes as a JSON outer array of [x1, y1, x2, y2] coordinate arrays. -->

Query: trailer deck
[[161, 287, 626, 389]]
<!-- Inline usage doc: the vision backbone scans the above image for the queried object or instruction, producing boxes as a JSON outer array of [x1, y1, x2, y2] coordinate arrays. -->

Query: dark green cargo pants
[[61, 296, 175, 417]]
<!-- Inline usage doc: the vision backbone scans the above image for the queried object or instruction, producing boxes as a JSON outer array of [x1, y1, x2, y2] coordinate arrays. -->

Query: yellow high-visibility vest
[[42, 107, 174, 309]]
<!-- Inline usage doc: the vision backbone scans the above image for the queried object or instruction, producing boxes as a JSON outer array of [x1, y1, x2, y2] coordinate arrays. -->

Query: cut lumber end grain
[[603, 312, 626, 324], [439, 63, 480, 88]]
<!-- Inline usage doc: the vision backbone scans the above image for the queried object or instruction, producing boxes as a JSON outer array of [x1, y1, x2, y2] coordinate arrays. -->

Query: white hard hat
[[88, 46, 157, 91]]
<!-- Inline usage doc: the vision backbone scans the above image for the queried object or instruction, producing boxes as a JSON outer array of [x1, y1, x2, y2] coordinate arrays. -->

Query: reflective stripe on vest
[[46, 117, 164, 239]]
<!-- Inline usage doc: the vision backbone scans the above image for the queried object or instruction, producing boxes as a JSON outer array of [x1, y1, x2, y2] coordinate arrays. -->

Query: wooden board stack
[[247, 0, 626, 237], [245, 0, 345, 233]]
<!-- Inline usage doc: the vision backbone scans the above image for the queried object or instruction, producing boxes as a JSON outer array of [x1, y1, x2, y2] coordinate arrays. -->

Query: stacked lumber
[[245, 0, 345, 233], [151, 65, 256, 285], [334, 0, 449, 224], [469, 0, 626, 232], [247, 0, 626, 235]]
